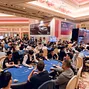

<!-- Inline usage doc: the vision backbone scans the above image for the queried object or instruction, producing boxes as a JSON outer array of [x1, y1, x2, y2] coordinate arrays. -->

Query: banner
[[61, 21, 74, 35], [78, 29, 89, 43]]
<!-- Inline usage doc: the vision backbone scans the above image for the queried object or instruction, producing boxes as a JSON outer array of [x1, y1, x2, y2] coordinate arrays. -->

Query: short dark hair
[[39, 49, 43, 53], [67, 53, 73, 59], [6, 51, 12, 56], [29, 50, 34, 55], [39, 43, 41, 45], [0, 71, 12, 88], [87, 46, 89, 50], [37, 61, 45, 71], [32, 45, 35, 48], [64, 60, 71, 68], [44, 44, 46, 46]]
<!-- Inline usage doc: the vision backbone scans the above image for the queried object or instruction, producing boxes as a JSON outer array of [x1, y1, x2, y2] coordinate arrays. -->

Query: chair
[[77, 67, 82, 78], [54, 48, 58, 54], [76, 57, 83, 69], [0, 56, 6, 69], [66, 75, 78, 89], [76, 67, 83, 89], [43, 49, 48, 57], [38, 80, 56, 89]]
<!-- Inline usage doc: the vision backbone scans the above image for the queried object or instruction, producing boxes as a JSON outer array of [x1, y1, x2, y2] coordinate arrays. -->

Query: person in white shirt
[[36, 43, 43, 51], [42, 44, 47, 50], [26, 45, 32, 51], [22, 50, 37, 67]]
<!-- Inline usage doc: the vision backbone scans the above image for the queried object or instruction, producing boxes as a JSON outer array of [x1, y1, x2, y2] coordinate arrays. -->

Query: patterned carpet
[[82, 72, 89, 89]]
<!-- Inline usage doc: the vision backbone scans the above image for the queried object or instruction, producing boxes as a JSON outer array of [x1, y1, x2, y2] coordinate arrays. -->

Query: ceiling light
[[39, 21, 45, 27], [23, 7, 25, 9], [64, 18, 66, 21], [0, 13, 13, 16]]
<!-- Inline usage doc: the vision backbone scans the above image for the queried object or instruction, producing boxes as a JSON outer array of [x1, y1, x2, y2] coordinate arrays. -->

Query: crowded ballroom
[[0, 0, 89, 89]]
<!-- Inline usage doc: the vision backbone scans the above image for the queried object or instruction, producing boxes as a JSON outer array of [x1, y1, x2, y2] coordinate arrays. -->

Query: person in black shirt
[[0, 71, 12, 89], [3, 51, 18, 69], [27, 61, 50, 89], [47, 49, 57, 60], [12, 46, 20, 64], [58, 47, 66, 61], [36, 49, 46, 61]]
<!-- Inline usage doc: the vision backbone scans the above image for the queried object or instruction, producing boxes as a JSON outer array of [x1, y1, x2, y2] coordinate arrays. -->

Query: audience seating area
[[0, 37, 89, 89]]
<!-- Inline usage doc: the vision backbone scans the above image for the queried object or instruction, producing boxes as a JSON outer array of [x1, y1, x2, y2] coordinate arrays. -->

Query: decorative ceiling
[[71, 0, 89, 5], [0, 0, 89, 22]]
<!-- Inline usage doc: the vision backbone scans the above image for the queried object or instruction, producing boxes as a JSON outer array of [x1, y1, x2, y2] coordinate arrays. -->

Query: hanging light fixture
[[39, 20, 45, 27]]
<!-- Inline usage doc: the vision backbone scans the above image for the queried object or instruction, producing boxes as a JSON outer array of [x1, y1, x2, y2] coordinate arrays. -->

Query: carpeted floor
[[82, 72, 89, 89]]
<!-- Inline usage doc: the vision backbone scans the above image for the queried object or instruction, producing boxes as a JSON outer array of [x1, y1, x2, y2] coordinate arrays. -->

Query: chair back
[[76, 67, 83, 89], [43, 49, 48, 57], [76, 57, 83, 69], [38, 80, 56, 89], [0, 56, 6, 69], [77, 67, 82, 78], [54, 48, 58, 54], [66, 75, 78, 89]]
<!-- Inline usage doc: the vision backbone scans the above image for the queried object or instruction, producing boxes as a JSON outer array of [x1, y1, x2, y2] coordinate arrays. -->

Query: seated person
[[58, 47, 66, 61], [36, 43, 43, 51], [3, 51, 18, 69], [51, 53, 77, 75], [31, 45, 38, 53], [36, 49, 46, 61], [12, 46, 20, 64], [42, 44, 47, 50], [47, 49, 58, 60], [52, 60, 74, 89], [0, 71, 12, 89], [65, 53, 77, 74], [22, 50, 35, 67], [27, 61, 51, 89]]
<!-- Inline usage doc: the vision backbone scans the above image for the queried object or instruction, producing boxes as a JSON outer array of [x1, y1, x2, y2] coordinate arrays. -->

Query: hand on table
[[52, 64, 61, 69], [14, 65, 19, 68], [9, 62, 14, 65], [28, 67, 37, 81], [56, 65, 61, 69], [50, 67, 55, 71], [29, 65, 33, 68]]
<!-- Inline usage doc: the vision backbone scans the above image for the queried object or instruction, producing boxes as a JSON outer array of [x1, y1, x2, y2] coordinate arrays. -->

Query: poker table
[[4, 60, 62, 87]]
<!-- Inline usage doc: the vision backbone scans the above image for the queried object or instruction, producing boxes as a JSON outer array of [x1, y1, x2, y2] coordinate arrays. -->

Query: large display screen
[[30, 22, 50, 35], [78, 29, 89, 43], [49, 36, 57, 42], [61, 21, 74, 35]]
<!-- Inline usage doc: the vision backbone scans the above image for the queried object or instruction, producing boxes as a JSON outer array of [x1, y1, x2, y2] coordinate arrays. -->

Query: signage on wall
[[0, 28, 29, 32], [0, 36, 4, 39], [61, 21, 74, 35], [81, 24, 86, 29], [30, 21, 50, 35], [78, 29, 89, 43], [49, 36, 57, 42]]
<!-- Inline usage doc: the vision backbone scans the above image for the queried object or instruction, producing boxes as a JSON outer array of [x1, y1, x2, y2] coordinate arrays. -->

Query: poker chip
[[13, 79, 18, 83]]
